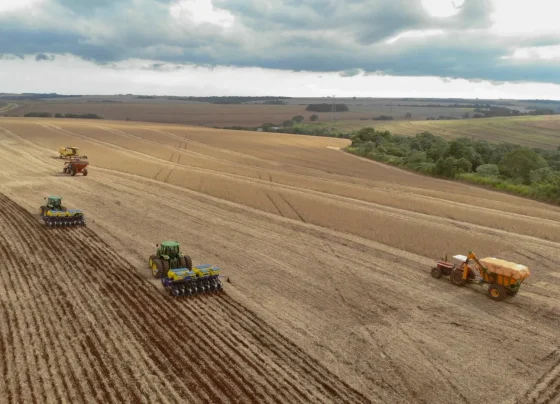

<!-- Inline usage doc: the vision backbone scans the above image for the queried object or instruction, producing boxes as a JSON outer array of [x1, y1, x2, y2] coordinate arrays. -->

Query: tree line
[[348, 127, 560, 204], [24, 112, 103, 119]]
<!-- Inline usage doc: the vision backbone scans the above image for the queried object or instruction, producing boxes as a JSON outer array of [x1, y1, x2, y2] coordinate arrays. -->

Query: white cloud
[[0, 0, 45, 13], [385, 29, 445, 44], [421, 0, 464, 17], [169, 0, 234, 28], [2, 54, 560, 99]]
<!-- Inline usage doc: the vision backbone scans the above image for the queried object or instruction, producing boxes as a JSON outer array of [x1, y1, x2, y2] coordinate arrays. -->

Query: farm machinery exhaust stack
[[40, 196, 85, 227], [149, 240, 224, 298], [431, 251, 530, 301]]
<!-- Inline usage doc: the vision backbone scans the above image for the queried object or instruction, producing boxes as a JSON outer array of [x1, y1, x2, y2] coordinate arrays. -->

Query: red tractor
[[63, 156, 89, 176]]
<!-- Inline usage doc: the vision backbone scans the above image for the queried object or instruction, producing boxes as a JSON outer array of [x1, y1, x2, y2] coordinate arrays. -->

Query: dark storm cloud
[[1, 0, 560, 83]]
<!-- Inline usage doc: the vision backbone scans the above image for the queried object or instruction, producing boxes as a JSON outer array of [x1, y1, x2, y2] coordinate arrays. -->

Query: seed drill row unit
[[149, 241, 224, 298], [40, 196, 86, 227]]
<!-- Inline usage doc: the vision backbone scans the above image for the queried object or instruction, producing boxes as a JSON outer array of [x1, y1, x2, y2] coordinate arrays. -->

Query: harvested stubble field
[[7, 96, 515, 127], [0, 117, 559, 404], [374, 115, 560, 149]]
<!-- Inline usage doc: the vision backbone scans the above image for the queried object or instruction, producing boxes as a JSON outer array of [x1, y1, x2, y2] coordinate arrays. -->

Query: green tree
[[476, 164, 499, 177], [282, 120, 294, 128], [499, 148, 547, 183], [292, 115, 304, 123], [456, 157, 472, 174], [407, 151, 427, 164], [442, 157, 457, 178], [310, 114, 319, 121]]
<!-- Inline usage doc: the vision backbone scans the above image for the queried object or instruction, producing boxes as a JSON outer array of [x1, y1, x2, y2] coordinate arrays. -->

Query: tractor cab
[[46, 196, 63, 210], [158, 240, 180, 259]]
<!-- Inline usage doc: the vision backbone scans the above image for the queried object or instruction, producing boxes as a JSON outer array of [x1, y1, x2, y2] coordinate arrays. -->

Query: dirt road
[[0, 117, 559, 403]]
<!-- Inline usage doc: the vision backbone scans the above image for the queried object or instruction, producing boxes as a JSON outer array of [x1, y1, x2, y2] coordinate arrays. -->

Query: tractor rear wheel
[[152, 259, 164, 278], [431, 267, 442, 279], [506, 289, 519, 297], [162, 260, 170, 277], [488, 284, 507, 301], [180, 255, 193, 270], [450, 269, 467, 286]]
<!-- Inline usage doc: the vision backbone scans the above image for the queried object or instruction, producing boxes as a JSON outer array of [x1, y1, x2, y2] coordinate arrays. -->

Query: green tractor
[[149, 240, 192, 278], [39, 195, 85, 227]]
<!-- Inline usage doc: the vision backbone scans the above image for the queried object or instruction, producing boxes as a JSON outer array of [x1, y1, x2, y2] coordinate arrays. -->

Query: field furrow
[[0, 116, 559, 403]]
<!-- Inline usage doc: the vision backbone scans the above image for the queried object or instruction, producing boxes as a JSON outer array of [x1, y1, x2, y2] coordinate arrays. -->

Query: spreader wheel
[[83, 169, 88, 176], [450, 269, 467, 286], [70, 166, 76, 176], [431, 267, 442, 279], [488, 284, 507, 301]]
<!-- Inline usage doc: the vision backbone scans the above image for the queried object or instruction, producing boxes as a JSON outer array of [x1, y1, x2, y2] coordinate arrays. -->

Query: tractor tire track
[[0, 192, 372, 403], [519, 352, 560, 404]]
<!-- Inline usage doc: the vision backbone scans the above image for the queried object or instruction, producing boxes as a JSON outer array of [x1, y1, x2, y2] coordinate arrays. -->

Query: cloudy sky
[[1, 0, 560, 98]]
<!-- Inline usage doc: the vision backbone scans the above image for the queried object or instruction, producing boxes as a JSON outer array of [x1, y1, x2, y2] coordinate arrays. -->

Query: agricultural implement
[[62, 156, 89, 176], [431, 251, 530, 301], [149, 240, 224, 297], [40, 196, 86, 227], [59, 146, 80, 159]]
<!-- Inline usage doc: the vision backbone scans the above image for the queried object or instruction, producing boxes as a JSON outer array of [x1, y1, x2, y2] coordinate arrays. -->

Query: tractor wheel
[[149, 255, 156, 268], [450, 269, 467, 286], [83, 169, 88, 177], [431, 267, 442, 279], [162, 260, 170, 277], [152, 259, 164, 278], [184, 255, 193, 270], [506, 289, 519, 297], [488, 284, 507, 301], [179, 255, 193, 270]]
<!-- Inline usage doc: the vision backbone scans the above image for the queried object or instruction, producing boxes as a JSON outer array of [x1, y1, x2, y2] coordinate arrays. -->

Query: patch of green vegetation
[[347, 127, 560, 204]]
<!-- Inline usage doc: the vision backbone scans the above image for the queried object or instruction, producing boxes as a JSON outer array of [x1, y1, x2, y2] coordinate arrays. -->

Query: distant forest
[[165, 96, 292, 104], [0, 93, 81, 100]]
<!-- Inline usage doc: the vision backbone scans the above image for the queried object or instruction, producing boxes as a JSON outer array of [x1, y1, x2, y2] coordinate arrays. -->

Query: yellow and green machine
[[40, 196, 85, 227], [149, 240, 223, 297]]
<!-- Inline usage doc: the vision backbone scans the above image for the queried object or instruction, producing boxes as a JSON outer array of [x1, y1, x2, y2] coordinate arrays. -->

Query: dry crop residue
[[0, 117, 559, 403], [0, 193, 369, 403]]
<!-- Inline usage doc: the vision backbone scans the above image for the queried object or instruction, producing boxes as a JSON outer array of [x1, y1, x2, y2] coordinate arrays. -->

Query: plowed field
[[0, 117, 559, 403]]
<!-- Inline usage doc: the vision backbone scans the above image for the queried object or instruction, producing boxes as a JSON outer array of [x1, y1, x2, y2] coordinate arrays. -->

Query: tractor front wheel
[[431, 267, 442, 279], [488, 284, 507, 301], [149, 255, 156, 268], [450, 269, 467, 286]]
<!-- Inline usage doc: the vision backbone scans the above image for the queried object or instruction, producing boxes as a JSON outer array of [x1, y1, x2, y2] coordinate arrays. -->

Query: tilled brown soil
[[0, 193, 369, 403], [0, 118, 559, 403]]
